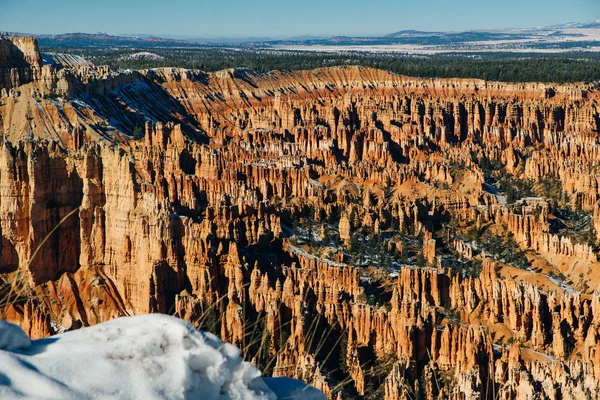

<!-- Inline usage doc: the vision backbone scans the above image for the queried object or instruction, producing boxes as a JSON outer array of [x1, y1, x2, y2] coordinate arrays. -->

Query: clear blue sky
[[2, 0, 599, 38]]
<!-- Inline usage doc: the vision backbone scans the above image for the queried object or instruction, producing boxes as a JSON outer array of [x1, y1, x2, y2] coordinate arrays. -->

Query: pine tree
[[322, 226, 330, 246]]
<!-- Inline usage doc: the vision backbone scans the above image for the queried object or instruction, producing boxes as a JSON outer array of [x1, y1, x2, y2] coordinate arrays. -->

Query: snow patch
[[263, 377, 326, 400], [309, 179, 324, 189], [288, 244, 347, 268], [0, 314, 324, 400], [544, 274, 577, 295], [119, 52, 165, 61], [0, 320, 30, 351]]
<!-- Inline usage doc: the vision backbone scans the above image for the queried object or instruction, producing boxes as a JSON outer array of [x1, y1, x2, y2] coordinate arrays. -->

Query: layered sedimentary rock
[[0, 37, 42, 91], [2, 38, 600, 398]]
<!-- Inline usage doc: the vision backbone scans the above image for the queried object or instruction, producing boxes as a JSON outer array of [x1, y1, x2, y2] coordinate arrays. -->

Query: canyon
[[2, 36, 600, 399]]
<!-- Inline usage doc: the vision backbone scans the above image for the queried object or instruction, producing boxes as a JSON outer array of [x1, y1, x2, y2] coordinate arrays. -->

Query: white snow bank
[[263, 378, 326, 400], [0, 315, 325, 400], [0, 320, 30, 351]]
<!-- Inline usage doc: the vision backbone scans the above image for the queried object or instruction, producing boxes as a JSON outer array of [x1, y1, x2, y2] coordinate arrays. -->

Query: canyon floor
[[2, 36, 600, 399]]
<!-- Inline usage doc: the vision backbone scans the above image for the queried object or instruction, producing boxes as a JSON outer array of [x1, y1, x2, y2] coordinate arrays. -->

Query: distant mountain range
[[13, 20, 600, 53], [542, 20, 600, 29], [32, 32, 214, 48], [26, 32, 329, 48]]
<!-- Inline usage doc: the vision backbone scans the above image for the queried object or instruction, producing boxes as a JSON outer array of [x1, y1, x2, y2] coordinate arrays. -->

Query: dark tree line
[[41, 45, 600, 84]]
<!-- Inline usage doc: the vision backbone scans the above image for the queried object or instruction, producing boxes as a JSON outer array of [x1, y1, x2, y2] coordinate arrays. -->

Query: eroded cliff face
[[2, 38, 600, 399]]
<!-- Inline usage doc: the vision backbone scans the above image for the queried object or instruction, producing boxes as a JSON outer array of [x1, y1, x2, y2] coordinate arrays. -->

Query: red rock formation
[[1, 38, 600, 398]]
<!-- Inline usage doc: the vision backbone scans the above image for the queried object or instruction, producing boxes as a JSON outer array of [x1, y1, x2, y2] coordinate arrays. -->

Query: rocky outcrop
[[0, 37, 42, 92]]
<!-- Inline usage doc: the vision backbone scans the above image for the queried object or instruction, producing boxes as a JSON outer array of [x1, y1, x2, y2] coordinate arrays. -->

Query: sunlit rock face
[[2, 37, 600, 399]]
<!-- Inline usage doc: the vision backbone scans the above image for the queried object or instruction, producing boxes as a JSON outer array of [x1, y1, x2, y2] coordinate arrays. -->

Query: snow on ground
[[273, 44, 600, 55], [483, 183, 507, 206], [263, 378, 325, 400], [0, 320, 30, 351], [42, 53, 95, 68], [0, 314, 325, 400], [309, 179, 324, 189], [119, 52, 165, 61], [288, 243, 347, 268], [492, 343, 557, 362], [544, 274, 578, 295]]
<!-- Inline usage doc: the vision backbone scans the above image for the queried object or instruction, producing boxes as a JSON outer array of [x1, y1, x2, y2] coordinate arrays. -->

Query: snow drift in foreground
[[0, 315, 325, 400]]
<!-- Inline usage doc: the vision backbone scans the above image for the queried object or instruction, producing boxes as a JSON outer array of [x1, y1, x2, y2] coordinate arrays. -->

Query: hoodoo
[[1, 37, 600, 399]]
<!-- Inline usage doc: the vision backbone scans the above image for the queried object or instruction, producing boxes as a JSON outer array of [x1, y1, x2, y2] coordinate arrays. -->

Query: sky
[[1, 0, 599, 38]]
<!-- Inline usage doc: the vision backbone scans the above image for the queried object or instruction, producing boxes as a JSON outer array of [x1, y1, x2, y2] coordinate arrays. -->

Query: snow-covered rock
[[0, 315, 325, 400]]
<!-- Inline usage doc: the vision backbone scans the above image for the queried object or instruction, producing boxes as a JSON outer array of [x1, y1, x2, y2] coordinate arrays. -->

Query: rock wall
[[0, 37, 43, 92]]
